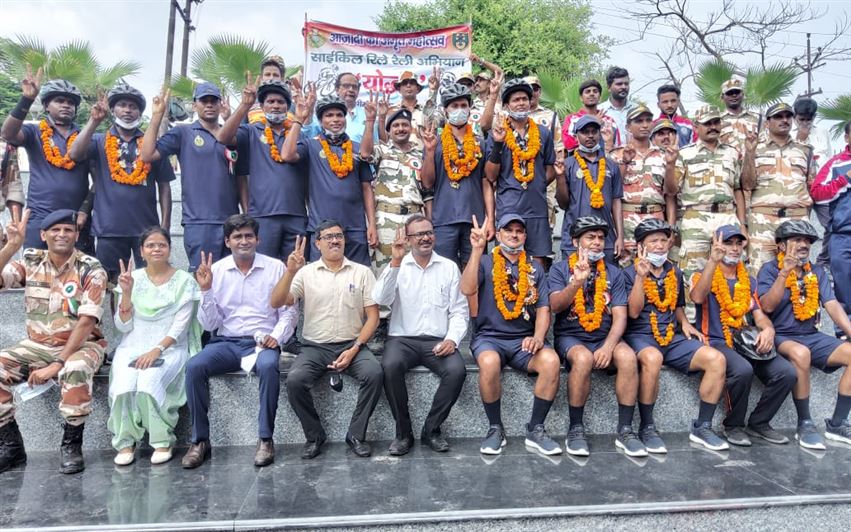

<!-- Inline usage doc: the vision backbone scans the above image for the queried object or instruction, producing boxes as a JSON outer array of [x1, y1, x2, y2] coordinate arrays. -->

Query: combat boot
[[0, 420, 27, 473], [59, 423, 85, 474]]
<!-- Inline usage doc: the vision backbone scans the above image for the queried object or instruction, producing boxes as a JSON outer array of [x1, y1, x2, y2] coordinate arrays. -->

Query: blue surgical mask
[[647, 252, 668, 267], [499, 242, 525, 254], [587, 250, 605, 263], [722, 255, 741, 266], [578, 144, 598, 155], [447, 108, 470, 126], [508, 110, 530, 121], [113, 114, 142, 130], [265, 111, 286, 125], [323, 129, 344, 142]]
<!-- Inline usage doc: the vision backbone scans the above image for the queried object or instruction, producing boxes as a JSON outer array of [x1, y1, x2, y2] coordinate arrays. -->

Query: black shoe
[[301, 432, 327, 460], [421, 428, 450, 453], [388, 433, 414, 456], [0, 420, 27, 473], [345, 432, 372, 457], [59, 423, 85, 474]]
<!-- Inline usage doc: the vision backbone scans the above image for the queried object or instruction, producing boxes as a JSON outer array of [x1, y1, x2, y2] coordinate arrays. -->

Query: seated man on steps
[[182, 214, 298, 469], [548, 216, 646, 458], [461, 213, 562, 456], [623, 218, 730, 452], [372, 215, 469, 455], [757, 220, 851, 449], [271, 220, 383, 459]]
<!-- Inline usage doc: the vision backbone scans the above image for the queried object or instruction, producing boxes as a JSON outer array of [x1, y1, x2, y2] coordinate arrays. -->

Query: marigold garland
[[777, 252, 819, 321], [105, 132, 151, 185], [503, 117, 540, 188], [710, 262, 751, 347], [319, 138, 354, 178], [442, 124, 481, 187], [568, 253, 608, 332], [264, 122, 292, 163], [574, 151, 606, 208], [39, 119, 77, 170], [492, 247, 538, 320], [639, 261, 678, 346]]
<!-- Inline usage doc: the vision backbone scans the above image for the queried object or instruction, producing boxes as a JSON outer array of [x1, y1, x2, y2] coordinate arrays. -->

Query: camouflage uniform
[[0, 249, 107, 427], [387, 97, 437, 147], [0, 140, 27, 229], [675, 141, 742, 284], [610, 145, 667, 265], [371, 142, 426, 272], [719, 110, 760, 155], [530, 105, 564, 229], [747, 137, 815, 272]]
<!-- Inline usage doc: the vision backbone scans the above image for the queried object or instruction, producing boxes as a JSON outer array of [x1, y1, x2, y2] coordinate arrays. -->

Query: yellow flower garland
[[503, 117, 540, 188], [641, 263, 678, 346], [319, 138, 354, 178], [39, 119, 77, 170], [710, 262, 751, 347], [105, 131, 150, 186], [777, 252, 819, 321], [574, 151, 606, 209], [492, 247, 538, 320], [442, 124, 481, 187], [568, 253, 608, 332]]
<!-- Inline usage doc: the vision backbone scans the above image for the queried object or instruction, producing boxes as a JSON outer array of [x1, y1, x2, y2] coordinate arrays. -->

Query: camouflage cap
[[627, 104, 653, 122], [523, 75, 541, 87], [650, 118, 677, 136], [475, 71, 493, 81], [393, 70, 424, 90], [457, 72, 476, 84], [693, 105, 722, 124], [721, 78, 744, 94], [765, 102, 794, 118]]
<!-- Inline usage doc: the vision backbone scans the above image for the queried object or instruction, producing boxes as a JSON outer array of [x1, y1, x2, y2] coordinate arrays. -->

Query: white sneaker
[[151, 447, 173, 465], [114, 447, 135, 466]]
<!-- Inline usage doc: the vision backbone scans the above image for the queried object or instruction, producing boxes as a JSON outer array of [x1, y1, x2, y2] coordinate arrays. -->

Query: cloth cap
[[627, 104, 653, 122], [457, 72, 476, 84], [40, 209, 78, 231], [766, 102, 795, 118], [475, 71, 493, 81], [193, 82, 222, 101], [497, 213, 525, 230], [524, 75, 541, 87], [574, 114, 602, 132], [651, 118, 677, 136], [694, 105, 722, 124], [393, 71, 424, 90], [721, 78, 744, 94], [716, 224, 747, 242]]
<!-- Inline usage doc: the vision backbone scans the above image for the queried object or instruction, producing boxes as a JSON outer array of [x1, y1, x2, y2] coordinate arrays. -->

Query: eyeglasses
[[407, 230, 434, 239], [532, 85, 542, 92], [338, 83, 360, 91], [319, 232, 345, 241]]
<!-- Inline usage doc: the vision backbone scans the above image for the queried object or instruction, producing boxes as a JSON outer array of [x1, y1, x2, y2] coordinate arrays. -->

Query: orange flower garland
[[568, 253, 607, 332], [492, 247, 538, 320], [264, 122, 292, 163], [442, 124, 481, 188], [319, 138, 354, 178], [105, 132, 151, 185], [777, 252, 819, 321], [710, 262, 751, 347], [503, 117, 540, 188], [641, 263, 678, 346], [39, 119, 77, 170], [574, 151, 606, 208]]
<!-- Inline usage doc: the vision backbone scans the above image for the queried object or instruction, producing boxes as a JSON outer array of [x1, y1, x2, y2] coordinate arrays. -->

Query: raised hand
[[241, 71, 260, 107], [220, 95, 232, 120], [195, 251, 214, 291], [428, 66, 441, 92], [490, 112, 507, 142], [21, 64, 43, 101], [635, 245, 651, 278], [305, 82, 317, 114], [621, 144, 636, 165], [390, 226, 407, 263], [601, 120, 614, 146], [293, 84, 313, 123], [489, 77, 501, 98], [781, 241, 799, 275], [554, 155, 565, 177], [364, 91, 379, 122], [90, 91, 109, 124], [377, 92, 389, 118], [420, 120, 438, 152], [663, 145, 679, 166], [470, 214, 489, 252], [117, 258, 134, 294], [745, 129, 758, 153], [286, 235, 307, 273], [152, 87, 171, 117], [4, 208, 29, 251], [710, 230, 726, 264], [572, 247, 591, 284]]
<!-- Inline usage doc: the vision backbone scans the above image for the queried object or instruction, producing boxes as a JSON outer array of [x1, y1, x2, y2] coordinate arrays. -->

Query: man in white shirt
[[372, 215, 469, 456]]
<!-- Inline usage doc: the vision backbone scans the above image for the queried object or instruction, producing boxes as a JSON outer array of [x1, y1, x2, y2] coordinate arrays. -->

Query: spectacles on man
[[407, 230, 434, 239], [319, 232, 345, 241]]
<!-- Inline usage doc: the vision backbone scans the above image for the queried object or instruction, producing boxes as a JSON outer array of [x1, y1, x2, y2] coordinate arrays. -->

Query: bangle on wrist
[[292, 120, 303, 127]]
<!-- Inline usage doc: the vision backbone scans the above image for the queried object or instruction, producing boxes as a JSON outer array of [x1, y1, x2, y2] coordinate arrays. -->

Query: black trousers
[[381, 336, 467, 439], [714, 343, 797, 428], [286, 340, 383, 441]]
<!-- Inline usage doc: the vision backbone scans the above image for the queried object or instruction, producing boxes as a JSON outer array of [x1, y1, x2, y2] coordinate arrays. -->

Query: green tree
[[694, 59, 798, 112], [818, 95, 851, 139], [374, 0, 609, 79], [536, 70, 610, 117]]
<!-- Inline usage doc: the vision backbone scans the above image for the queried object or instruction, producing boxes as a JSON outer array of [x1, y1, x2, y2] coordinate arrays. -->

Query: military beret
[[40, 209, 78, 231]]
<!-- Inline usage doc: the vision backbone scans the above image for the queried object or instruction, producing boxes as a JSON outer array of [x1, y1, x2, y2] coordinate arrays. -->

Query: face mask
[[323, 129, 344, 142], [647, 252, 668, 267], [447, 108, 470, 126], [508, 110, 530, 121], [113, 115, 142, 130], [586, 250, 605, 263], [722, 255, 741, 266], [499, 242, 525, 254], [265, 111, 286, 125], [578, 144, 598, 154]]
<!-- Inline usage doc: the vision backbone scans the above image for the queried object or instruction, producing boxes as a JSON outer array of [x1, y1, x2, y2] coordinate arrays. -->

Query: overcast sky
[[1, 0, 849, 131]]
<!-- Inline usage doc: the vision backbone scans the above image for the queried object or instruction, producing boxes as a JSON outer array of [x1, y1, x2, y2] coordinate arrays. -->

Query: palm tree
[[818, 95, 851, 140], [695, 59, 798, 112], [537, 70, 609, 118]]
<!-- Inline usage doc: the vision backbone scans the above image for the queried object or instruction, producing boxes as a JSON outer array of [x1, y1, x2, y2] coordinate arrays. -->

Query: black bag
[[733, 326, 777, 361]]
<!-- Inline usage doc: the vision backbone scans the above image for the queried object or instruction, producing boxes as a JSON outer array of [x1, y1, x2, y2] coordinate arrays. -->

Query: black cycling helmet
[[39, 79, 82, 108], [257, 79, 292, 107], [775, 219, 820, 243], [501, 78, 533, 104], [570, 216, 610, 239], [634, 218, 673, 243], [315, 95, 347, 119], [107, 81, 146, 112], [441, 83, 472, 107]]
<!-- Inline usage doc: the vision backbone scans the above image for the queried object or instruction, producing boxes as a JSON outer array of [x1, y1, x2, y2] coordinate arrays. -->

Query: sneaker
[[524, 424, 563, 456], [615, 427, 648, 457], [723, 426, 752, 447], [565, 424, 590, 457], [689, 420, 730, 451], [746, 423, 789, 444], [825, 418, 851, 445], [795, 420, 826, 450], [480, 425, 507, 455], [639, 424, 667, 454]]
